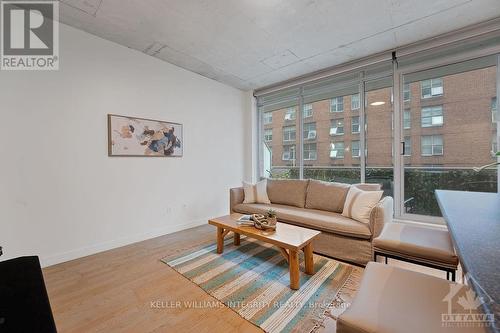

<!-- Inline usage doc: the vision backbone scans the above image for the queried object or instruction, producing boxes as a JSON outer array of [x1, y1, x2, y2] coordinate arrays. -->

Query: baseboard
[[40, 218, 207, 268]]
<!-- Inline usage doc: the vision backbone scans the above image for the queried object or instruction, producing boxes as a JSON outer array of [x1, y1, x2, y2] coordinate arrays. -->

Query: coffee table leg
[[216, 227, 224, 254], [289, 250, 300, 290], [233, 232, 240, 246], [304, 243, 314, 275]]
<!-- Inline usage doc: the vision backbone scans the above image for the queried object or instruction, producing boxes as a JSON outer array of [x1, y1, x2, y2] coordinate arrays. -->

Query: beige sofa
[[230, 179, 393, 265]]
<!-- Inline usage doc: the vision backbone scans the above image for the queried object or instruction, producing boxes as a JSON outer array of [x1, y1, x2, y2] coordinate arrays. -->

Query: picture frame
[[107, 114, 183, 157]]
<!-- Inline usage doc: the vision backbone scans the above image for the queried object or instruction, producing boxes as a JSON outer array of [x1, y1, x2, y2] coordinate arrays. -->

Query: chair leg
[[446, 271, 450, 280], [385, 256, 388, 264], [451, 270, 456, 282]]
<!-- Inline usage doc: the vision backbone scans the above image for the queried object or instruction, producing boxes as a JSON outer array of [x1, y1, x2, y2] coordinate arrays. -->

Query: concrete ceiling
[[59, 0, 500, 91]]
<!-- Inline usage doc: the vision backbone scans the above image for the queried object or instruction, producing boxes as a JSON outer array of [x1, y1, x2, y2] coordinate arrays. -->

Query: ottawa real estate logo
[[1, 0, 59, 70]]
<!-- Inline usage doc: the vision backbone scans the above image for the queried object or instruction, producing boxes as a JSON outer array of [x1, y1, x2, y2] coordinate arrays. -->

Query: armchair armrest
[[230, 187, 244, 213], [369, 196, 393, 239]]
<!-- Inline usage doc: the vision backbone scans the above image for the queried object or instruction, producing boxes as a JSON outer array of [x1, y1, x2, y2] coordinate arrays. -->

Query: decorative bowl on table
[[251, 214, 277, 231]]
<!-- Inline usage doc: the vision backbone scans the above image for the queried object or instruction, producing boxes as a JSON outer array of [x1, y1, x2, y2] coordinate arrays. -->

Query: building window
[[282, 145, 296, 161], [404, 136, 412, 156], [264, 129, 272, 142], [421, 135, 443, 156], [351, 116, 360, 133], [304, 143, 317, 160], [421, 78, 443, 98], [330, 119, 344, 136], [284, 107, 296, 121], [404, 110, 411, 129], [330, 97, 344, 112], [303, 122, 316, 140], [492, 135, 498, 154], [421, 106, 443, 127], [351, 94, 360, 110], [263, 112, 272, 124], [283, 126, 296, 142], [330, 142, 345, 159], [303, 103, 313, 118], [403, 83, 410, 101], [492, 97, 498, 123], [351, 140, 360, 158]]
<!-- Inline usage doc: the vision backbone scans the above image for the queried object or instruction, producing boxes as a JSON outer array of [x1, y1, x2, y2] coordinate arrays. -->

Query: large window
[[330, 119, 344, 135], [283, 126, 296, 141], [258, 51, 498, 222], [330, 97, 344, 112], [421, 78, 443, 98], [304, 143, 317, 160], [303, 122, 316, 140], [421, 106, 444, 127]]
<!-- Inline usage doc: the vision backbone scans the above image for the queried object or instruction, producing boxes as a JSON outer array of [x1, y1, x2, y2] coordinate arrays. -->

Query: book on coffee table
[[236, 214, 254, 226]]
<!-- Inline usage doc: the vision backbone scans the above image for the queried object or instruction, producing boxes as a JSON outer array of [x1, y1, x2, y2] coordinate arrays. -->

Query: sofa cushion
[[233, 203, 372, 239], [352, 183, 382, 191], [373, 223, 458, 266], [305, 180, 350, 213], [267, 179, 309, 208], [342, 186, 383, 224], [337, 263, 485, 333], [242, 180, 270, 204]]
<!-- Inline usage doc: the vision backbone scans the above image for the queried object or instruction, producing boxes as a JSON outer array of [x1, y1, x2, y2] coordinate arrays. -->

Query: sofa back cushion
[[305, 180, 350, 213], [267, 179, 309, 208]]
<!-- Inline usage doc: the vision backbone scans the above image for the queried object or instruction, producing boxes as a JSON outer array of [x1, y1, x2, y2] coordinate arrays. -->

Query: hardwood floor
[[43, 224, 462, 333]]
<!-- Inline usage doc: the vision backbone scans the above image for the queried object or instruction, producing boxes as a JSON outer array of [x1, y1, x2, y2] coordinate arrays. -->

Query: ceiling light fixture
[[370, 101, 385, 106]]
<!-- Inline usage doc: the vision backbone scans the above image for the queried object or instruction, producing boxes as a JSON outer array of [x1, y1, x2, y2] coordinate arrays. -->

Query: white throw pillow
[[243, 180, 271, 204], [342, 186, 383, 224]]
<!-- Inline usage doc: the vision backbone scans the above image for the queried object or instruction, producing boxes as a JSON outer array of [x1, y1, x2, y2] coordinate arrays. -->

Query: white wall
[[0, 23, 252, 267]]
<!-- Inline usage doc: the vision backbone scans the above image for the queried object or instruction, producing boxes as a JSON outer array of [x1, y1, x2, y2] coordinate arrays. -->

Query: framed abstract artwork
[[108, 114, 183, 157]]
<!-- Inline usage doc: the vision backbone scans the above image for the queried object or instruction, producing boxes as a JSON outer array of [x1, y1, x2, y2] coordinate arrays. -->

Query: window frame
[[330, 96, 344, 112], [421, 78, 444, 99], [330, 141, 345, 159], [282, 145, 296, 161], [330, 119, 345, 136], [421, 135, 443, 156], [264, 128, 272, 142], [263, 112, 273, 124], [303, 122, 317, 140], [351, 116, 360, 133], [351, 93, 360, 110], [303, 143, 317, 161], [351, 140, 360, 158], [282, 125, 296, 142], [421, 105, 444, 128], [284, 107, 296, 121], [303, 103, 313, 118]]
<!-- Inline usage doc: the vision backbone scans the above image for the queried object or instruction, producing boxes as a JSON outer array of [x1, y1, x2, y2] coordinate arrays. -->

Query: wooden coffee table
[[208, 214, 321, 290]]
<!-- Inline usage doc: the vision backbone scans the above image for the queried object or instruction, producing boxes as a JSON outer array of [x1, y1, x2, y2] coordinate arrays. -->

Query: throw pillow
[[243, 180, 271, 204], [342, 186, 383, 224]]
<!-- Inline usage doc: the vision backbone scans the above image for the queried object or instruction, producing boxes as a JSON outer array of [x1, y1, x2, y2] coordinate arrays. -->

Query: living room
[[0, 1, 499, 332]]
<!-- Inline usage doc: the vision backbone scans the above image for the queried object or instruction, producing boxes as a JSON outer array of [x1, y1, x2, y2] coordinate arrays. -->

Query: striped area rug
[[162, 236, 362, 333]]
